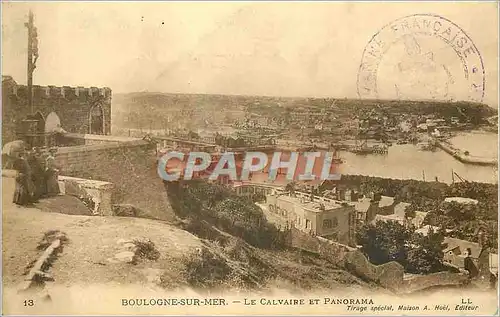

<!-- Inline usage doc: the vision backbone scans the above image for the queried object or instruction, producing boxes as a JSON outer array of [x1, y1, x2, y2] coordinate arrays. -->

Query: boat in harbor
[[332, 151, 345, 164], [417, 140, 437, 151], [351, 139, 388, 155], [352, 145, 388, 155], [332, 157, 344, 164]]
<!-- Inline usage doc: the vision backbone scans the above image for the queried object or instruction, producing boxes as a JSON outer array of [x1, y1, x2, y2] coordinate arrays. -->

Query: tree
[[357, 221, 449, 273], [285, 182, 296, 196], [406, 227, 447, 274], [213, 196, 280, 248], [187, 130, 200, 139], [357, 220, 413, 266]]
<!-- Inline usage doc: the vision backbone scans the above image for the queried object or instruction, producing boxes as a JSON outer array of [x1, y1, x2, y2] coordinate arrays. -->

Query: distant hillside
[[112, 92, 498, 130]]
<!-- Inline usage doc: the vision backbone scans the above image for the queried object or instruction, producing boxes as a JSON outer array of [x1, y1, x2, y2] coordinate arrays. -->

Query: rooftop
[[2, 75, 15, 83], [353, 197, 372, 213], [413, 211, 428, 227], [444, 197, 479, 205], [393, 202, 411, 217], [416, 225, 453, 236], [443, 237, 483, 258], [379, 196, 395, 208], [277, 194, 348, 212], [374, 210, 428, 227], [415, 225, 439, 236], [240, 171, 323, 187], [374, 214, 403, 224]]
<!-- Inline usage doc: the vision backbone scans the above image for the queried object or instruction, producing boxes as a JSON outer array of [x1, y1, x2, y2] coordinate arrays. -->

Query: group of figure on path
[[13, 147, 60, 206]]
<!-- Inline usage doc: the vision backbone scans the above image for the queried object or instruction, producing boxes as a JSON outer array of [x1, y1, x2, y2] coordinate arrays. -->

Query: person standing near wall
[[464, 248, 479, 278], [27, 147, 46, 201], [23, 149, 36, 202], [12, 151, 32, 206], [45, 147, 60, 197]]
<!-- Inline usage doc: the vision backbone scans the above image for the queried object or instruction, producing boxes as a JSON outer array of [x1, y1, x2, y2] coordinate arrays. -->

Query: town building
[[353, 194, 413, 223], [415, 225, 454, 236], [373, 210, 427, 227], [443, 237, 498, 279], [2, 76, 111, 146], [265, 192, 356, 246]]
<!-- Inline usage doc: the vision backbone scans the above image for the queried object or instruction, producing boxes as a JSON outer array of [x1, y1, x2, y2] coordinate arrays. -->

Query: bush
[[133, 239, 160, 261], [182, 247, 231, 289], [167, 181, 285, 249], [251, 192, 266, 203]]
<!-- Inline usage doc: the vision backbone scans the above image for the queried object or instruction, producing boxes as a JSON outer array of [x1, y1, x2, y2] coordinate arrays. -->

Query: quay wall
[[435, 139, 497, 166]]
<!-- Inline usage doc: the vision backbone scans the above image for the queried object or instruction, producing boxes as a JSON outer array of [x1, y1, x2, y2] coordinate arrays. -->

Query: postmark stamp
[[357, 14, 485, 102]]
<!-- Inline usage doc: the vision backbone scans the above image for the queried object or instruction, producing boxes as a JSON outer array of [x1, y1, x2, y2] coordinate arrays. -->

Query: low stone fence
[[401, 271, 469, 294], [286, 228, 353, 266], [57, 133, 143, 146], [343, 249, 405, 290], [317, 236, 355, 265], [285, 227, 469, 293]]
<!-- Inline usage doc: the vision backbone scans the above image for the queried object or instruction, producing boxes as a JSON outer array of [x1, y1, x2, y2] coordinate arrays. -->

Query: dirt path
[[2, 177, 202, 289]]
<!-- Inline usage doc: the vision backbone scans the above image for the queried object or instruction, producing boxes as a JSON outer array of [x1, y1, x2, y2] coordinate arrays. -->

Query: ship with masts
[[351, 138, 389, 155]]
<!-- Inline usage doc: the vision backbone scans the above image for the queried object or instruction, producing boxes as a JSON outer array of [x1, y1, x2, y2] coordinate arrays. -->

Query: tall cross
[[25, 10, 39, 114]]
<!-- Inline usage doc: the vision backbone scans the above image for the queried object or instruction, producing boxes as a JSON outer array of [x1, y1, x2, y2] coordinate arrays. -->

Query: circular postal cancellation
[[357, 13, 485, 102]]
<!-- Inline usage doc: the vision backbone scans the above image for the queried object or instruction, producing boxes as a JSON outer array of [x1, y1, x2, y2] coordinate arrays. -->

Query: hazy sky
[[2, 1, 498, 107]]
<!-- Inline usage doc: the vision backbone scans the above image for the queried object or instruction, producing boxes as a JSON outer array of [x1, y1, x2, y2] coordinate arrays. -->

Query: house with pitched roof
[[442, 237, 498, 278]]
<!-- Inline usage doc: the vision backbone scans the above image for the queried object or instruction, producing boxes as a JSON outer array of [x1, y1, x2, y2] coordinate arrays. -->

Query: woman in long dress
[[45, 148, 60, 197], [13, 154, 31, 206], [27, 147, 46, 201]]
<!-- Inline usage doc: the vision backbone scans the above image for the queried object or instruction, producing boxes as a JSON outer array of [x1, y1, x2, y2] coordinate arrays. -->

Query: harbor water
[[338, 131, 498, 184]]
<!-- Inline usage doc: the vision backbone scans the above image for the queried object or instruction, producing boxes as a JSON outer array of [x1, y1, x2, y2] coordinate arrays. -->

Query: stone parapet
[[58, 175, 115, 216]]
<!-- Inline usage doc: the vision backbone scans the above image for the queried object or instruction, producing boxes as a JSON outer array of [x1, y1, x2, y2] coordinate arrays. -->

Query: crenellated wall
[[2, 76, 112, 144]]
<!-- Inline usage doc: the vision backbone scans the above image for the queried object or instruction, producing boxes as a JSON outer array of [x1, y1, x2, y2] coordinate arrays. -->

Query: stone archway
[[44, 112, 61, 133], [45, 111, 61, 147], [89, 104, 104, 135]]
